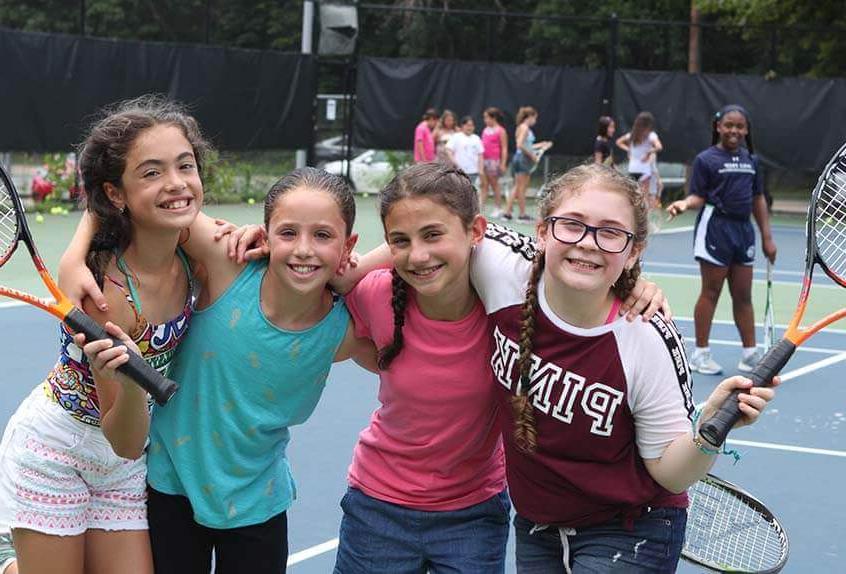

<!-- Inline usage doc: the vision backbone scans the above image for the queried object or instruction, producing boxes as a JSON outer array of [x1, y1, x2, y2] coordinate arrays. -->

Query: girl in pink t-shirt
[[334, 163, 510, 573], [479, 107, 508, 218]]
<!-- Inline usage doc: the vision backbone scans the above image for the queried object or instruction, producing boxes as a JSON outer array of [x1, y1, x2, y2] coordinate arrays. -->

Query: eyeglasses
[[545, 216, 634, 254]]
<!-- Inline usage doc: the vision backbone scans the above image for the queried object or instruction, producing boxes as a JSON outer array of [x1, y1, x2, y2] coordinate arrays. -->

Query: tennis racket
[[528, 147, 546, 175], [683, 474, 789, 573], [0, 165, 178, 405], [762, 261, 776, 352], [699, 141, 846, 447]]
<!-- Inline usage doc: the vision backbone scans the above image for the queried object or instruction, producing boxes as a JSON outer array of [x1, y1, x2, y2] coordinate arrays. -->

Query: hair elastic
[[714, 104, 750, 123]]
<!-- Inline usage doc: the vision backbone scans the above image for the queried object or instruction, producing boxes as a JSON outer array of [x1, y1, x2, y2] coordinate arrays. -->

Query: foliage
[[385, 150, 411, 178], [0, 0, 302, 50], [202, 150, 293, 204], [698, 0, 846, 78], [27, 153, 79, 214]]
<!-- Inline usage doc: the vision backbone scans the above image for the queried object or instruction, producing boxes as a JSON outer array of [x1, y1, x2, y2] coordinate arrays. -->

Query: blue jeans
[[514, 507, 687, 573], [334, 487, 511, 574]]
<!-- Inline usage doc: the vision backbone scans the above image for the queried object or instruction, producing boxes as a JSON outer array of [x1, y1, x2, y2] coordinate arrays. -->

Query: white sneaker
[[690, 351, 723, 375], [738, 348, 765, 373], [490, 208, 503, 219]]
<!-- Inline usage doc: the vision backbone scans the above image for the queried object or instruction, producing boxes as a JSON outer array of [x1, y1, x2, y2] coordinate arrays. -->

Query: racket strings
[[0, 183, 20, 261], [816, 165, 846, 279], [685, 480, 786, 570]]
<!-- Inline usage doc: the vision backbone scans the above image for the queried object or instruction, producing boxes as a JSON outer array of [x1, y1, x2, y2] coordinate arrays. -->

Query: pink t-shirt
[[482, 125, 503, 160], [413, 121, 435, 162], [345, 270, 506, 511]]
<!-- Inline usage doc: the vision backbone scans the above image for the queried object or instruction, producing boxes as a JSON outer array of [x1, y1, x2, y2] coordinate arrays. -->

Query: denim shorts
[[512, 153, 534, 175], [334, 487, 511, 574], [514, 507, 687, 573]]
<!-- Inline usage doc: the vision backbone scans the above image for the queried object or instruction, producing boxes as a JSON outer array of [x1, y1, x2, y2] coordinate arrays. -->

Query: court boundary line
[[644, 270, 843, 290], [673, 315, 846, 335], [682, 336, 840, 355]]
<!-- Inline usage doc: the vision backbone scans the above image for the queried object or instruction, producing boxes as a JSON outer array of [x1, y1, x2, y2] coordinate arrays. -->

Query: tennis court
[[1, 202, 843, 573]]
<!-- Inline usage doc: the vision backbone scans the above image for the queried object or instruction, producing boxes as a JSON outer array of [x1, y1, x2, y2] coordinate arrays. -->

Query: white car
[[322, 150, 395, 195]]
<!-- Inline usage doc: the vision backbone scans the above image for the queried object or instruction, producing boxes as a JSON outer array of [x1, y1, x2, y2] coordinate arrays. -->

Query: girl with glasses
[[471, 163, 778, 572]]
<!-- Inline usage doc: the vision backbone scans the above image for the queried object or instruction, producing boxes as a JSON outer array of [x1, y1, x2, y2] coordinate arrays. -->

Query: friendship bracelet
[[691, 408, 742, 464]]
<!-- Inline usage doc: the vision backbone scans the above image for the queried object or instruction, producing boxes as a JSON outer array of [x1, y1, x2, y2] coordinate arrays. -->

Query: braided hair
[[376, 162, 479, 369], [511, 163, 648, 453]]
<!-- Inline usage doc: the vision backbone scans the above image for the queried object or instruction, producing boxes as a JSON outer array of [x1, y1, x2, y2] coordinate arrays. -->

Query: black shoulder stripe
[[647, 312, 695, 418], [484, 222, 537, 261]]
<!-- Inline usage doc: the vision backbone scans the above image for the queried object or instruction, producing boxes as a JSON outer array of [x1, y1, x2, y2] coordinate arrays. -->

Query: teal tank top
[[146, 260, 350, 528]]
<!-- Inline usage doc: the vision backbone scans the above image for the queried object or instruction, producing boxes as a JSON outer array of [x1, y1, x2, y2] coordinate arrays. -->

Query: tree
[[698, 0, 846, 77]]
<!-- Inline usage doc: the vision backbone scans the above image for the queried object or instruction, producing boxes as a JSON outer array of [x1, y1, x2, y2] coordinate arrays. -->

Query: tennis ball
[[35, 214, 45, 223], [60, 208, 70, 216], [247, 197, 256, 205], [49, 206, 61, 215], [362, 192, 369, 198]]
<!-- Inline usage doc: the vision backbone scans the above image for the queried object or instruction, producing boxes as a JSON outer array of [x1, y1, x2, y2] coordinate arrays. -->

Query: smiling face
[[384, 196, 484, 302], [461, 119, 475, 135], [265, 186, 355, 296], [538, 182, 641, 299], [716, 110, 748, 152], [106, 124, 203, 231]]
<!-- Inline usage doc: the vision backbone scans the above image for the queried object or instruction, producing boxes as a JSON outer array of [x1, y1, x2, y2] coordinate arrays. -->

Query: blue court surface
[[0, 222, 843, 573]]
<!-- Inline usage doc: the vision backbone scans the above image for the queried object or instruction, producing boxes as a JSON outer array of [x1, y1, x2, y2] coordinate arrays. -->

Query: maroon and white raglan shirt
[[471, 224, 695, 528]]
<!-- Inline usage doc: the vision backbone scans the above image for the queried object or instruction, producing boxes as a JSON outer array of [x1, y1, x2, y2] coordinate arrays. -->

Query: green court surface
[[2, 201, 836, 335]]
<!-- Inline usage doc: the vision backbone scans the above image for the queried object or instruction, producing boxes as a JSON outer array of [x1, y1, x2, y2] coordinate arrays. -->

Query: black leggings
[[147, 486, 288, 574]]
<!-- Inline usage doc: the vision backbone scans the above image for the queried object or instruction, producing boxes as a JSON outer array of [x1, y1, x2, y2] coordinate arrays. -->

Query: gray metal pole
[[296, 1, 315, 169]]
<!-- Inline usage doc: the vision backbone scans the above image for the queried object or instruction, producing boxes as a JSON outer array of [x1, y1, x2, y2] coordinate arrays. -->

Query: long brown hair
[[516, 106, 537, 125], [511, 163, 648, 453], [630, 111, 655, 145], [79, 95, 211, 286], [376, 162, 478, 370]]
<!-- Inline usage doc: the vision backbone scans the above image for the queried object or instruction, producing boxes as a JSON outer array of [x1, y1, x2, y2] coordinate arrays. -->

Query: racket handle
[[64, 308, 179, 406], [698, 338, 795, 448]]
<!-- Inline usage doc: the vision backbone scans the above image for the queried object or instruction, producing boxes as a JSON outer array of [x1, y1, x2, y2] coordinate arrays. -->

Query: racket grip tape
[[698, 338, 795, 448], [64, 308, 179, 406]]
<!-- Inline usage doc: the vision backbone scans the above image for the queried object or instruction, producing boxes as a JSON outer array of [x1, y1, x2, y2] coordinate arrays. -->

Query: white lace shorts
[[0, 385, 148, 536]]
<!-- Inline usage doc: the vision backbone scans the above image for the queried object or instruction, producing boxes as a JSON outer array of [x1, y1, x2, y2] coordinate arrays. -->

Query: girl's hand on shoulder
[[330, 252, 362, 294], [73, 321, 141, 386], [620, 277, 671, 322], [762, 236, 777, 263], [219, 224, 268, 263], [58, 260, 108, 312], [700, 375, 780, 431]]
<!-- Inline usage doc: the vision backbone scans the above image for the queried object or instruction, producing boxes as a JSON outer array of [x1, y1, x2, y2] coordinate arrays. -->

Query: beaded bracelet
[[691, 408, 742, 464]]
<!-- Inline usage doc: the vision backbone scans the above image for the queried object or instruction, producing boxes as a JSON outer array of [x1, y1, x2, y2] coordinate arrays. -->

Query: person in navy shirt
[[667, 105, 777, 375]]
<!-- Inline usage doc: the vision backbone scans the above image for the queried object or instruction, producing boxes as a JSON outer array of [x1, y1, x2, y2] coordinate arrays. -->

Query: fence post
[[603, 14, 618, 116]]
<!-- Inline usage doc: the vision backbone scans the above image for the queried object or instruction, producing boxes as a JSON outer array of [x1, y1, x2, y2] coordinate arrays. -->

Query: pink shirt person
[[413, 120, 436, 163], [344, 269, 505, 510], [482, 125, 504, 160]]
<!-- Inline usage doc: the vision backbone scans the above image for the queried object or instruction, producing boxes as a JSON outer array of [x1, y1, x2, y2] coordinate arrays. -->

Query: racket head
[[809, 141, 846, 289], [0, 165, 24, 266], [683, 474, 789, 573]]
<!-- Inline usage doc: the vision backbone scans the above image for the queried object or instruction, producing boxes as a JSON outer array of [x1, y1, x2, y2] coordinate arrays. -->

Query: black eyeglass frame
[[544, 216, 635, 254]]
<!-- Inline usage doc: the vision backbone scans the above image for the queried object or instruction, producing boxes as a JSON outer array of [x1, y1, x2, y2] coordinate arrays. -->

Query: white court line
[[683, 336, 841, 355], [288, 538, 339, 566], [643, 270, 842, 289], [777, 351, 846, 381], [643, 261, 805, 277], [726, 439, 846, 458], [672, 315, 846, 336], [653, 225, 694, 235], [0, 301, 26, 309]]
